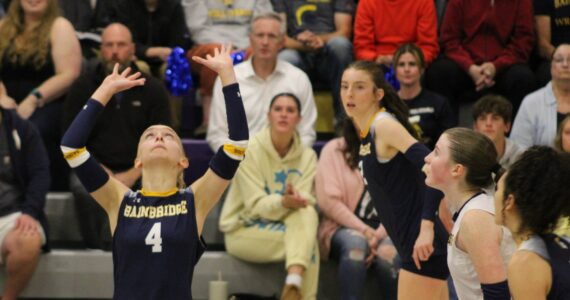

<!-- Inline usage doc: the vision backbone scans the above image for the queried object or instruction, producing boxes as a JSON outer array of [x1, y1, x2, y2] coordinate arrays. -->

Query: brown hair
[[340, 118, 360, 170], [345, 60, 418, 138], [0, 0, 60, 69], [445, 128, 500, 190], [554, 115, 570, 153], [393, 43, 426, 70], [472, 94, 513, 124]]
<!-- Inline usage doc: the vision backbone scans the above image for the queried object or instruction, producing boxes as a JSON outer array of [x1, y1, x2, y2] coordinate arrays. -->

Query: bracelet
[[30, 88, 44, 107]]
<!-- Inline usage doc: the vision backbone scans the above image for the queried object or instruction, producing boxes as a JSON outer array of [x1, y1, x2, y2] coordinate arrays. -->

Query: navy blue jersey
[[542, 234, 570, 300], [112, 187, 205, 300], [359, 113, 447, 262]]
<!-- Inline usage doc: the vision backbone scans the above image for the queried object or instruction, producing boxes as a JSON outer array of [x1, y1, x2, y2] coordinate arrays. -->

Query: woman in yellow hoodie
[[219, 92, 319, 300]]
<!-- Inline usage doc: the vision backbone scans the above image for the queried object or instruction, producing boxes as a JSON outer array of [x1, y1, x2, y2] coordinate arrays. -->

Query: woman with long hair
[[61, 45, 248, 299], [219, 92, 319, 300], [495, 146, 570, 299], [393, 43, 455, 149], [0, 0, 81, 189], [341, 60, 449, 299], [424, 128, 515, 299], [317, 118, 399, 300]]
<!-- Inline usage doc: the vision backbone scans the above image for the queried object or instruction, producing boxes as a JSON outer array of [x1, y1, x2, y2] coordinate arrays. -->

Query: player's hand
[[92, 64, 146, 105], [412, 220, 435, 270], [192, 44, 236, 86], [192, 44, 234, 75]]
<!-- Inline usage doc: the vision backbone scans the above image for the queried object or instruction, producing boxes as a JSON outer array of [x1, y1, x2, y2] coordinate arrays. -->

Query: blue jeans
[[330, 228, 400, 300], [278, 37, 353, 123]]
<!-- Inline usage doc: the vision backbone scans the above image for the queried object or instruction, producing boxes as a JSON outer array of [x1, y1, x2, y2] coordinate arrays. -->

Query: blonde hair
[[0, 0, 60, 69], [554, 115, 570, 153]]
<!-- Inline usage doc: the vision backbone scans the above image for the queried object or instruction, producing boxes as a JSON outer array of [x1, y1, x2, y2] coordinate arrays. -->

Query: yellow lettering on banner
[[123, 201, 190, 218]]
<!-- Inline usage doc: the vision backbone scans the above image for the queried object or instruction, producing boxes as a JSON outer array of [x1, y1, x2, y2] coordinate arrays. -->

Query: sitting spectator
[[62, 23, 171, 250], [58, 0, 113, 58], [533, 0, 570, 88], [353, 0, 439, 66], [511, 44, 570, 150], [183, 0, 274, 136], [219, 93, 319, 300], [425, 0, 535, 112], [317, 119, 399, 300], [394, 43, 455, 149], [207, 13, 316, 152], [0, 107, 50, 300], [0, 0, 81, 190], [110, 0, 191, 77], [473, 95, 523, 169], [274, 0, 354, 126], [554, 115, 570, 238]]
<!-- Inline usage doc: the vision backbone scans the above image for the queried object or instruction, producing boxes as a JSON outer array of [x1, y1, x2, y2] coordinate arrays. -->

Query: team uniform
[[519, 234, 570, 300], [113, 188, 205, 300], [448, 193, 515, 299], [359, 111, 449, 279]]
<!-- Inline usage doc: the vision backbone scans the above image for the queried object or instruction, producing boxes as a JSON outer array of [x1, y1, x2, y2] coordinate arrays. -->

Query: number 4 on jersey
[[145, 222, 163, 253]]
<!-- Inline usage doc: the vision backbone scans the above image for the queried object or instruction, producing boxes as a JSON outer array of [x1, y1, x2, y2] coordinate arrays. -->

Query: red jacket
[[353, 0, 439, 64], [440, 0, 535, 73]]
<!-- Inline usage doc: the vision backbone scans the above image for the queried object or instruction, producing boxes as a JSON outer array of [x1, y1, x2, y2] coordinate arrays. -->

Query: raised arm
[[190, 45, 249, 234], [60, 65, 145, 233]]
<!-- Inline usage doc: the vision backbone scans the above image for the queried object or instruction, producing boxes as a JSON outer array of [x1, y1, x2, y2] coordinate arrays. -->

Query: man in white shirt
[[206, 12, 317, 152]]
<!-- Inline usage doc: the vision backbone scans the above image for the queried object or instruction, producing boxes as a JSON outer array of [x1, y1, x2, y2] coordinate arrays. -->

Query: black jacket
[[110, 0, 192, 65], [1, 108, 50, 250]]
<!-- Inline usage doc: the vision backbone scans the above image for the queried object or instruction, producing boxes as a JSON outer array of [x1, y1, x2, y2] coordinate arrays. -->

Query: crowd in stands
[[0, 0, 569, 299]]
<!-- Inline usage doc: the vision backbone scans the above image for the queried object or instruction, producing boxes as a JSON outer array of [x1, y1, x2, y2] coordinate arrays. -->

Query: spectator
[[473, 95, 523, 169], [207, 13, 317, 152], [0, 0, 81, 190], [317, 119, 399, 300], [110, 0, 191, 77], [58, 0, 112, 33], [533, 0, 570, 88], [0, 107, 50, 300], [425, 0, 535, 112], [219, 93, 319, 300], [183, 0, 274, 136], [554, 115, 570, 238], [58, 0, 113, 58], [353, 0, 439, 66], [274, 0, 354, 126], [511, 44, 570, 150], [62, 23, 171, 250], [394, 43, 455, 149]]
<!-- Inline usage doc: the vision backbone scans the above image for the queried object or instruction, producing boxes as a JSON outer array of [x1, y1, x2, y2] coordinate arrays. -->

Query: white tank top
[[447, 193, 516, 300]]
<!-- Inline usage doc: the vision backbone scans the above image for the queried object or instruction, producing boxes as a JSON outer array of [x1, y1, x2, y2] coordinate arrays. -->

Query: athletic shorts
[[401, 254, 449, 280]]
